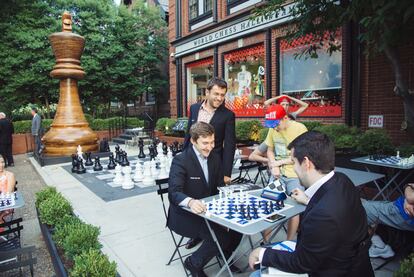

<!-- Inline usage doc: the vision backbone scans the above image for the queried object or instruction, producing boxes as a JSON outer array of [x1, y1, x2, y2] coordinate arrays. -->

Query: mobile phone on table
[[264, 213, 286, 223]]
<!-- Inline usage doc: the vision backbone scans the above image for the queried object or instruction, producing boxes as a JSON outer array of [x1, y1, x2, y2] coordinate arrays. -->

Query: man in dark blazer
[[31, 106, 42, 156], [168, 122, 241, 277], [249, 131, 373, 277], [0, 112, 14, 166], [184, 77, 235, 186]]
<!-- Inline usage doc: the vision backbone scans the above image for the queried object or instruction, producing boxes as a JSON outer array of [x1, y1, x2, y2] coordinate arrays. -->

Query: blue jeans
[[250, 270, 261, 277]]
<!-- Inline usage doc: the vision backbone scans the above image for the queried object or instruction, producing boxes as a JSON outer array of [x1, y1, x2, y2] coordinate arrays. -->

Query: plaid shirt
[[197, 100, 216, 123]]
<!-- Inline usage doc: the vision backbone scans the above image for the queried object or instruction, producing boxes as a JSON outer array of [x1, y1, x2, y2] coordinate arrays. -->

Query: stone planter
[[36, 208, 68, 277]]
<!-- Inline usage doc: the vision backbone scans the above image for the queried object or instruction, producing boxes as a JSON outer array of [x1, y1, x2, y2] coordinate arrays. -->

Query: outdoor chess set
[[204, 190, 293, 226], [0, 192, 18, 209], [66, 139, 183, 194], [366, 152, 414, 167]]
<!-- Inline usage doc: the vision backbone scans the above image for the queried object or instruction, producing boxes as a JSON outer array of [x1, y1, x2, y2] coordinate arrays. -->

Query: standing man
[[168, 122, 241, 277], [249, 131, 373, 276], [184, 77, 236, 249], [0, 112, 14, 167], [31, 106, 42, 156]]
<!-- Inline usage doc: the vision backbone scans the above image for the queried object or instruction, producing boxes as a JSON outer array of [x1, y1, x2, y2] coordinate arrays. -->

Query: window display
[[224, 44, 266, 117], [186, 58, 213, 113], [280, 31, 342, 117]]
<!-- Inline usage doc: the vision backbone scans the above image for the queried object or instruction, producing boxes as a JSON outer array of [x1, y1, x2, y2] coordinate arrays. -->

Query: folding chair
[[253, 163, 270, 187], [232, 160, 260, 184]]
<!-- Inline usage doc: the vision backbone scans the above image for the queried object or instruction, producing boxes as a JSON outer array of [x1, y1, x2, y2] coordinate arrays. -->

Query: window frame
[[188, 0, 214, 26]]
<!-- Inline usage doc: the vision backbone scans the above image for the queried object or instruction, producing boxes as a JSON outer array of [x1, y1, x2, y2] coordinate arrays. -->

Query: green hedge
[[38, 193, 73, 226], [71, 249, 117, 277], [314, 124, 361, 150], [235, 120, 263, 141]]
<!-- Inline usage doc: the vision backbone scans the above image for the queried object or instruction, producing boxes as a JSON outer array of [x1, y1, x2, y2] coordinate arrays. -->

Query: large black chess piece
[[120, 151, 130, 166], [77, 156, 86, 174], [71, 154, 78, 173], [162, 141, 168, 155], [115, 144, 121, 162], [178, 143, 184, 153], [138, 138, 146, 159], [85, 152, 93, 166], [152, 138, 158, 157], [108, 153, 116, 170], [93, 156, 103, 171], [148, 145, 155, 160]]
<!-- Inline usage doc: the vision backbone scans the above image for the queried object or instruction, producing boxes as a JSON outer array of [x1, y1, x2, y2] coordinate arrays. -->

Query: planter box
[[36, 208, 68, 277]]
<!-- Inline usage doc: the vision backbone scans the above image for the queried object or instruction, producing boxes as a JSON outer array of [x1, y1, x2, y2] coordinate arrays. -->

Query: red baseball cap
[[277, 95, 290, 104], [264, 104, 287, 128]]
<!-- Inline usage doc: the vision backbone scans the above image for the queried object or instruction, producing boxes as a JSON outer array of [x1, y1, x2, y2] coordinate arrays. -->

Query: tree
[[256, 0, 414, 136]]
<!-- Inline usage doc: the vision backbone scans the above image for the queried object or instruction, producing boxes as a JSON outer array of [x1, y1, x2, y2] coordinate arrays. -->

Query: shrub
[[165, 118, 178, 135], [126, 117, 144, 128], [258, 128, 270, 143], [395, 253, 414, 277], [314, 124, 361, 149], [397, 144, 414, 158], [71, 249, 117, 277], [13, 120, 32, 134], [56, 220, 101, 260], [53, 214, 83, 245], [84, 114, 94, 126], [235, 120, 263, 142], [301, 121, 322, 131], [356, 129, 395, 155], [38, 193, 73, 226], [35, 187, 58, 208], [156, 117, 169, 131]]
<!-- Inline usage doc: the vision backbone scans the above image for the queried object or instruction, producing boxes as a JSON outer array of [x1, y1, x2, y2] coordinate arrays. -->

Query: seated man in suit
[[168, 122, 242, 277], [249, 131, 374, 276]]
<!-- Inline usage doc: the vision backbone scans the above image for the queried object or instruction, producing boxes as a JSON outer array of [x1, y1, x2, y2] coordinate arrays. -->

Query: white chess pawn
[[133, 162, 144, 182], [157, 158, 169, 179], [142, 161, 154, 186], [113, 165, 124, 185], [150, 160, 159, 179], [122, 166, 134, 190]]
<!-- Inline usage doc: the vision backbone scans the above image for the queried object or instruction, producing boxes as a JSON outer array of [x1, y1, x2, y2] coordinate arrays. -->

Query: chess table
[[183, 189, 306, 277], [352, 156, 414, 200], [0, 192, 25, 212]]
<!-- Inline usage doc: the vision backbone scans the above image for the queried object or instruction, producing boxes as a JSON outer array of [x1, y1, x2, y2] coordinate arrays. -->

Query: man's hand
[[188, 199, 206, 214], [271, 166, 281, 178], [224, 176, 231, 185], [291, 188, 309, 205], [249, 247, 262, 270]]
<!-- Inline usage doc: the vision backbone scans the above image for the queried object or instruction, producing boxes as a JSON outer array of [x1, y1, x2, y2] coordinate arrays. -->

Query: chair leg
[[167, 234, 184, 265]]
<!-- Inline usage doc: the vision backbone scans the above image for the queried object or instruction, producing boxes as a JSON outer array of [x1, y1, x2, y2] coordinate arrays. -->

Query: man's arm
[[32, 116, 40, 136], [288, 95, 309, 116], [183, 107, 194, 150], [168, 156, 189, 205], [222, 112, 236, 181]]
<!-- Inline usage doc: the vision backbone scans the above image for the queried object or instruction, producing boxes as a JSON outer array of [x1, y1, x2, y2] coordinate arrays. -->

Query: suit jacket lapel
[[209, 104, 224, 126], [189, 146, 209, 188], [193, 102, 202, 122]]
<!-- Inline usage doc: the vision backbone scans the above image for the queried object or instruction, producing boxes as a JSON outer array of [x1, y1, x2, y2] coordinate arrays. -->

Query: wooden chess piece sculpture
[[42, 12, 98, 156]]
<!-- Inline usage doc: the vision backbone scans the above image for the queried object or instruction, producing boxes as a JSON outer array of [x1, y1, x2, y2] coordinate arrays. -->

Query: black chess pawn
[[115, 144, 121, 162], [77, 157, 86, 174], [247, 205, 251, 220], [93, 157, 103, 171], [1, 200, 4, 207], [138, 138, 146, 159], [178, 143, 184, 153], [123, 152, 130, 166], [85, 152, 93, 166], [162, 142, 168, 155], [148, 145, 155, 160], [119, 151, 126, 166], [269, 202, 274, 213], [108, 153, 116, 170], [71, 154, 79, 173]]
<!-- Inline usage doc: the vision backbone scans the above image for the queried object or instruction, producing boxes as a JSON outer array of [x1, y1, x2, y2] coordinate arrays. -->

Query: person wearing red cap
[[264, 104, 308, 240], [264, 94, 309, 120]]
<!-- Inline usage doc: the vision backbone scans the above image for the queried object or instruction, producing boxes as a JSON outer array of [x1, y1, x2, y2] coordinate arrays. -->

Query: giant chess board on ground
[[204, 191, 293, 226], [365, 154, 414, 168]]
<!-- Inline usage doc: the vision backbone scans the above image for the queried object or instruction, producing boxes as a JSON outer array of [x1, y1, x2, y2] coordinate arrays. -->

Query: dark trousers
[[0, 143, 13, 165], [190, 221, 242, 269], [33, 135, 41, 155]]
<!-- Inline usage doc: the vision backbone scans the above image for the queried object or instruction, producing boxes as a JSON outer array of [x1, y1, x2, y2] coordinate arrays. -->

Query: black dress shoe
[[184, 257, 207, 277], [186, 237, 202, 249]]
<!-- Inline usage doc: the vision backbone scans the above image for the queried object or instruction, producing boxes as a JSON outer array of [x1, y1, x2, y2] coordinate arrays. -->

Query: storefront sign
[[368, 115, 384, 128], [175, 3, 295, 57]]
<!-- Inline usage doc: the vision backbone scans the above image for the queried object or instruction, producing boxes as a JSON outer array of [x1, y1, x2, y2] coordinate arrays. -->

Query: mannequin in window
[[237, 65, 252, 97]]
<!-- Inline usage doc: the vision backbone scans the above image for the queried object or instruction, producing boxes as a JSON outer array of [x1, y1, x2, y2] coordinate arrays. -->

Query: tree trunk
[[106, 98, 111, 118], [383, 45, 414, 137]]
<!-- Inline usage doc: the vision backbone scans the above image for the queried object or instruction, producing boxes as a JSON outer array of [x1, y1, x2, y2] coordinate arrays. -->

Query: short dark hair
[[190, 121, 215, 142], [206, 77, 227, 91], [288, 131, 335, 174], [31, 107, 38, 113]]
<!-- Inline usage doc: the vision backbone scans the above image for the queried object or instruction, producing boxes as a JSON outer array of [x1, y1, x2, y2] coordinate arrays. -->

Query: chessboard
[[0, 192, 17, 210], [204, 191, 293, 226], [365, 154, 414, 168]]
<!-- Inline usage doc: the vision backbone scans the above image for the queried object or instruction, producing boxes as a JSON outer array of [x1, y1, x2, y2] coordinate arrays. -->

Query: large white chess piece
[[167, 152, 173, 169], [113, 164, 123, 185], [158, 157, 169, 179], [122, 166, 134, 190], [142, 161, 154, 186], [133, 162, 144, 182], [150, 159, 159, 179], [77, 145, 85, 162]]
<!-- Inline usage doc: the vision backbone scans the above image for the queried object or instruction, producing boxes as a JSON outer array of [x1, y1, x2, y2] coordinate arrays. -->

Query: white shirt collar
[[304, 171, 334, 200]]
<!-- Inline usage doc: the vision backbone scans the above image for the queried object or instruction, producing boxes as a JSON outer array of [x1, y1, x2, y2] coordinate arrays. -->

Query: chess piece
[[133, 162, 144, 182], [77, 145, 84, 161], [162, 141, 168, 155], [158, 157, 169, 179], [122, 166, 134, 190], [178, 143, 184, 153], [85, 152, 93, 166], [93, 156, 103, 171], [71, 154, 78, 173], [150, 159, 158, 179], [113, 165, 123, 185], [107, 153, 116, 170], [142, 161, 154, 186], [115, 144, 121, 162], [123, 152, 130, 166], [138, 138, 146, 159], [76, 156, 86, 174], [119, 151, 126, 166]]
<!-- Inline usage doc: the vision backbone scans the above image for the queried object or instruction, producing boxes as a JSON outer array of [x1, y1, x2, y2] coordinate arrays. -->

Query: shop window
[[186, 58, 214, 113], [280, 31, 342, 117], [189, 0, 213, 22], [224, 44, 266, 117]]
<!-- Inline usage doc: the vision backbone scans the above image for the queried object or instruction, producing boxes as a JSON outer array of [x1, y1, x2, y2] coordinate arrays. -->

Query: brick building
[[168, 1, 414, 144]]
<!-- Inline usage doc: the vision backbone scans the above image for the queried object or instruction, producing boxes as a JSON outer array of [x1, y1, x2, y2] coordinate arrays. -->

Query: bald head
[[0, 112, 5, 119]]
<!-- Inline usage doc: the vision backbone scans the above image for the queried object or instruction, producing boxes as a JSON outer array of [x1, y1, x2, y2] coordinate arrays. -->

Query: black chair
[[253, 163, 270, 187], [232, 160, 260, 184], [156, 178, 191, 276], [0, 218, 37, 277]]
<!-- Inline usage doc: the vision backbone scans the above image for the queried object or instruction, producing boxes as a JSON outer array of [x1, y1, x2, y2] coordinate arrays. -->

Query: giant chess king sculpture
[[42, 12, 98, 156]]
